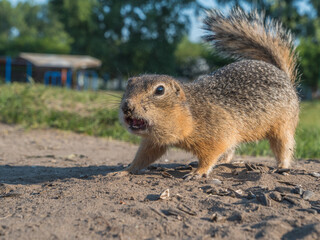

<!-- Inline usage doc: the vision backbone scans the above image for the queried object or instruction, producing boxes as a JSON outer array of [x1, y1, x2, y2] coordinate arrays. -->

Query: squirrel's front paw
[[183, 171, 208, 181]]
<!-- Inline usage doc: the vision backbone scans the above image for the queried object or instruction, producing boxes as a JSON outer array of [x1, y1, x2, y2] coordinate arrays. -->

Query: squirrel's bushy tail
[[203, 8, 298, 83]]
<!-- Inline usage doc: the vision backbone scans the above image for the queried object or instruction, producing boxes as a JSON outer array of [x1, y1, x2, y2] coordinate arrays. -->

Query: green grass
[[0, 83, 139, 144], [237, 101, 320, 159], [0, 83, 319, 159]]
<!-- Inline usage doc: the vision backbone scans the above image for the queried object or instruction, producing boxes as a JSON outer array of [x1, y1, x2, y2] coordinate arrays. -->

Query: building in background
[[0, 53, 101, 90]]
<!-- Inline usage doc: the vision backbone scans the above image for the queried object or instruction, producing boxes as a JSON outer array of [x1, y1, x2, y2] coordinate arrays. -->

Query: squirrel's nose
[[122, 100, 135, 114]]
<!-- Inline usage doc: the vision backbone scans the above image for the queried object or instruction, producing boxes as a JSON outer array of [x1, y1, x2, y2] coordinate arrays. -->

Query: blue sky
[[188, 0, 218, 42], [10, 0, 47, 5]]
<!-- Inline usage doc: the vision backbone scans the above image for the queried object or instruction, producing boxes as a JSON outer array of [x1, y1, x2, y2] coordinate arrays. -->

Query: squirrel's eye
[[155, 85, 165, 95]]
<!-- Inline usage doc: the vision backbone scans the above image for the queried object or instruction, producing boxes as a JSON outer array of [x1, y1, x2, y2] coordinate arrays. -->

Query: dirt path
[[0, 123, 320, 240]]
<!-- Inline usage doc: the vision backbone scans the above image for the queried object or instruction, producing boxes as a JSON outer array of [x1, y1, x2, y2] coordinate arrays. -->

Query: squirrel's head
[[119, 74, 193, 144]]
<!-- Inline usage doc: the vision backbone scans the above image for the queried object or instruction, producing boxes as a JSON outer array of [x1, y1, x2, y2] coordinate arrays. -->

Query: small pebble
[[159, 189, 170, 200], [235, 189, 244, 197], [66, 153, 76, 159], [307, 209, 318, 214], [283, 196, 299, 205], [218, 188, 230, 196], [311, 206, 320, 213], [257, 193, 271, 206], [245, 163, 256, 171], [292, 186, 304, 195], [30, 192, 40, 196], [205, 186, 219, 195], [227, 212, 243, 222], [161, 172, 173, 178], [211, 212, 225, 222], [275, 186, 292, 193], [297, 208, 317, 214], [276, 168, 290, 173], [208, 179, 222, 185], [311, 172, 320, 178], [302, 190, 314, 200], [175, 193, 183, 201], [269, 192, 282, 202], [247, 191, 256, 199]]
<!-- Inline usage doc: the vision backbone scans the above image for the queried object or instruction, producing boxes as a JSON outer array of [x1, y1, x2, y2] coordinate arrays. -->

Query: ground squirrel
[[118, 8, 299, 180]]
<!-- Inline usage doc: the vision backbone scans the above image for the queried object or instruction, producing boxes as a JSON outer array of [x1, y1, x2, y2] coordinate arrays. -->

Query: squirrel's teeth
[[128, 117, 147, 131]]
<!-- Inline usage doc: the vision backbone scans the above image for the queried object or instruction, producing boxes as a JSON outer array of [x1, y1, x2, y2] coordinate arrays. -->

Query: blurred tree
[[297, 16, 320, 92], [298, 38, 320, 92], [310, 0, 320, 17], [216, 0, 305, 34], [49, 0, 99, 55], [175, 36, 209, 79], [175, 36, 205, 62], [49, 0, 199, 77], [0, 0, 72, 56], [175, 36, 231, 79]]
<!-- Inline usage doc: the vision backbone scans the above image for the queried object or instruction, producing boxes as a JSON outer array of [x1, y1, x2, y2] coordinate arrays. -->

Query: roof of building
[[19, 53, 101, 69]]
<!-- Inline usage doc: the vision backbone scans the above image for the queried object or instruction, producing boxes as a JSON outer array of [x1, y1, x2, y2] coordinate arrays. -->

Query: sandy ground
[[0, 123, 320, 240]]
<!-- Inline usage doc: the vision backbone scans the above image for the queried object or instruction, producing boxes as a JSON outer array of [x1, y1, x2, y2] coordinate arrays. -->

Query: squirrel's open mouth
[[125, 116, 148, 131]]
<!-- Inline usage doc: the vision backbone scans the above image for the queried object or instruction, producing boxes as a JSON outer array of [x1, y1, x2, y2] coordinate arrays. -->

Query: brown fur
[[117, 8, 300, 179]]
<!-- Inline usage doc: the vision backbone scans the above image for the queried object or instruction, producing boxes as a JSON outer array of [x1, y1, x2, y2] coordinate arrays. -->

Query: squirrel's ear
[[128, 77, 137, 84], [172, 81, 186, 100]]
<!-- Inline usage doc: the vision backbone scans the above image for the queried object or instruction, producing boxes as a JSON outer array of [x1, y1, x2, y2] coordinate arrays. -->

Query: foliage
[[49, 0, 199, 77], [0, 0, 72, 56], [174, 37, 232, 78], [175, 36, 206, 62], [298, 38, 320, 91]]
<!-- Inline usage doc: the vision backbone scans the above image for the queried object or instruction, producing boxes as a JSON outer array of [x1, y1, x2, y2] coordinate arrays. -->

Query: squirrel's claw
[[112, 170, 130, 177], [112, 166, 143, 177], [183, 172, 208, 181]]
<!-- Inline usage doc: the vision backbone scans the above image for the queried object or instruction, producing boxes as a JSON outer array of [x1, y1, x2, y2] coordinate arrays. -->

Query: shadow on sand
[[0, 162, 264, 185], [0, 164, 123, 185]]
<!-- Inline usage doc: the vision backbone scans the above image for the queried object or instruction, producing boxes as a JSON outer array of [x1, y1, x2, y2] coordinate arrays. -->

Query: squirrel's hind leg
[[218, 147, 235, 164], [268, 128, 295, 169]]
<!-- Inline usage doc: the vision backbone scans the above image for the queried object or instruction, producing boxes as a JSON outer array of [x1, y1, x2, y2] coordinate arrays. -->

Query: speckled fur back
[[183, 60, 299, 142], [192, 60, 296, 114]]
